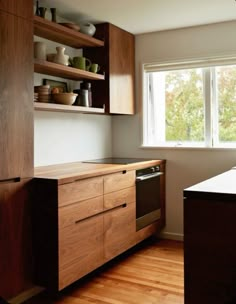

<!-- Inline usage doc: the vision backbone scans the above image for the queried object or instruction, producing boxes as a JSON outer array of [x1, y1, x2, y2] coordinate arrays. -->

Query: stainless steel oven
[[136, 165, 163, 231]]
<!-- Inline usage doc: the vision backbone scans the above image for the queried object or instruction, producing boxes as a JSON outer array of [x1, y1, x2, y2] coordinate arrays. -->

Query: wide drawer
[[104, 170, 135, 194], [104, 187, 135, 210], [58, 176, 103, 207], [59, 196, 103, 229], [59, 213, 103, 290]]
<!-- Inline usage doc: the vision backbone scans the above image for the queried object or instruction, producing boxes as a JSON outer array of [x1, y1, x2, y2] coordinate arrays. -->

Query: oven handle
[[136, 171, 163, 182]]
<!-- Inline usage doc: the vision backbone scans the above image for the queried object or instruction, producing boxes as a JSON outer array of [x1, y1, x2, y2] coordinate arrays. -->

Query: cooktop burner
[[83, 158, 150, 165]]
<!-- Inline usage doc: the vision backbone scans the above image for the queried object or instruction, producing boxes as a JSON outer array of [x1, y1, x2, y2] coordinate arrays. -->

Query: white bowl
[[52, 93, 78, 105]]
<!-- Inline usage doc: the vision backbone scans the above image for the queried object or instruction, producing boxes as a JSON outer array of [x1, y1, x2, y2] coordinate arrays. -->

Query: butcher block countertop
[[34, 159, 165, 185]]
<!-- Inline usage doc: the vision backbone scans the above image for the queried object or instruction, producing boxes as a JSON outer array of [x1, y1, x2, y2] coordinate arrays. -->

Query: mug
[[90, 63, 100, 73], [71, 56, 91, 70]]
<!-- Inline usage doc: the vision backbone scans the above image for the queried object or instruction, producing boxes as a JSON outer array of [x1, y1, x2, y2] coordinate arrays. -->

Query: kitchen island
[[33, 159, 166, 293], [184, 168, 236, 304]]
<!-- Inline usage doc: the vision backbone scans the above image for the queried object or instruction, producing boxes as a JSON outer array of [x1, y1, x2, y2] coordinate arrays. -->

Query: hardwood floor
[[24, 238, 183, 304]]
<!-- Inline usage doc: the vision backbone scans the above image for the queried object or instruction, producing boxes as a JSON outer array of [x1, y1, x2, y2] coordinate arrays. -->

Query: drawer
[[59, 213, 103, 290], [104, 170, 135, 194], [59, 196, 103, 229], [104, 187, 135, 210], [58, 176, 103, 207]]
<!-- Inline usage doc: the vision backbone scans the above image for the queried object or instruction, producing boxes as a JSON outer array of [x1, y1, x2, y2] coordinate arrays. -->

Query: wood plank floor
[[24, 238, 183, 304]]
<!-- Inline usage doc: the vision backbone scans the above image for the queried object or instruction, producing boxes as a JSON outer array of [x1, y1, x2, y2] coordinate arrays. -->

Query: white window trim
[[141, 56, 236, 149]]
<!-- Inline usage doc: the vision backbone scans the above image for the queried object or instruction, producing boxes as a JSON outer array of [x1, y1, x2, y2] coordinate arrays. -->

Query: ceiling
[[36, 0, 236, 34]]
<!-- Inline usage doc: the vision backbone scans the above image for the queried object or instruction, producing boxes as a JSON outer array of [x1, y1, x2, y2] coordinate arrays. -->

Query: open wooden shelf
[[34, 16, 104, 48], [34, 59, 105, 81], [34, 102, 105, 114]]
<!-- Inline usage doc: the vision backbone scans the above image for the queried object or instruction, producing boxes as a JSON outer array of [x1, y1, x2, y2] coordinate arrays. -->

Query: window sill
[[140, 144, 236, 152]]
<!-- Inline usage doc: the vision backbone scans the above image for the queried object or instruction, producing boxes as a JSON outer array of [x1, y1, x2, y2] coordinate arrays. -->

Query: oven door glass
[[136, 175, 161, 230]]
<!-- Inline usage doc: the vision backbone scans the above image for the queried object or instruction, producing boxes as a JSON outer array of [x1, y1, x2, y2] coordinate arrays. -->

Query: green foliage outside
[[164, 66, 236, 143], [217, 66, 236, 141], [165, 69, 204, 142]]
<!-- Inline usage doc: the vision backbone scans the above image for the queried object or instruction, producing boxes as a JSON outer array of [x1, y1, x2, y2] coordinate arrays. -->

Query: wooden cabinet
[[104, 187, 136, 261], [59, 212, 103, 290], [84, 23, 135, 114], [33, 169, 136, 292], [0, 0, 32, 19], [33, 16, 105, 114], [184, 169, 236, 304], [0, 10, 33, 180], [0, 179, 33, 299], [0, 5, 34, 299], [33, 19, 135, 115]]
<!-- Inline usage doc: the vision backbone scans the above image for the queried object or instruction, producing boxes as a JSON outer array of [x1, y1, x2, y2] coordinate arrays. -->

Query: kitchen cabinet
[[33, 18, 135, 115], [33, 16, 105, 114], [184, 169, 236, 304], [33, 169, 136, 292], [83, 23, 135, 114], [0, 4, 34, 299], [0, 0, 32, 20], [104, 187, 136, 261], [0, 10, 33, 180], [59, 211, 104, 290], [0, 179, 33, 299]]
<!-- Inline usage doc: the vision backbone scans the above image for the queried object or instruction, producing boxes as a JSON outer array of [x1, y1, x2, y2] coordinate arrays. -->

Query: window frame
[[141, 57, 236, 150]]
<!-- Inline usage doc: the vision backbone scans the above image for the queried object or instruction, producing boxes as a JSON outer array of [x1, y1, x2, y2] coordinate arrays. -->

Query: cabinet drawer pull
[[122, 203, 127, 208], [0, 177, 21, 184], [75, 210, 103, 224], [122, 170, 127, 174]]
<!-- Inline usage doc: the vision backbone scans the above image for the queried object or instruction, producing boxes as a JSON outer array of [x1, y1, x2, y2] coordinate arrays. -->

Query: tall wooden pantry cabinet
[[0, 0, 34, 299]]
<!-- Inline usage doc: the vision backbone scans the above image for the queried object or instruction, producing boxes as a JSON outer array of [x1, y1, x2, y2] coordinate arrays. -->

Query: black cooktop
[[83, 158, 151, 164]]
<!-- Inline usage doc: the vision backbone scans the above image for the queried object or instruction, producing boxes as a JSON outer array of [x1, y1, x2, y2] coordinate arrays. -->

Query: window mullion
[[211, 68, 219, 146], [203, 68, 212, 147]]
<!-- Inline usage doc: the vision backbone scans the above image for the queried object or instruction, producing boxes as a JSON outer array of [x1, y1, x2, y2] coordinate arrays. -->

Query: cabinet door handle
[[0, 177, 21, 184]]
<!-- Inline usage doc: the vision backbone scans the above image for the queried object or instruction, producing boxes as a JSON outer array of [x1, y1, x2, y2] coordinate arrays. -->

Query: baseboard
[[9, 286, 45, 304], [159, 231, 184, 241]]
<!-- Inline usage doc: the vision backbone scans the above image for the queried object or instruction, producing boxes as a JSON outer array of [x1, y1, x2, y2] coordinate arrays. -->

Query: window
[[143, 60, 236, 148]]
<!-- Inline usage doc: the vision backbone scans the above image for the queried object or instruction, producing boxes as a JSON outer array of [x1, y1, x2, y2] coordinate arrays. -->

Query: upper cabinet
[[34, 17, 135, 115], [33, 16, 105, 82], [84, 23, 135, 115], [0, 0, 33, 19], [0, 10, 33, 180], [33, 16, 107, 114], [34, 16, 104, 48]]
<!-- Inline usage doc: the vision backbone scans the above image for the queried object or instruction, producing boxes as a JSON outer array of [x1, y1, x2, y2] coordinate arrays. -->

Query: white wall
[[34, 36, 112, 166], [34, 111, 112, 166], [112, 20, 236, 240]]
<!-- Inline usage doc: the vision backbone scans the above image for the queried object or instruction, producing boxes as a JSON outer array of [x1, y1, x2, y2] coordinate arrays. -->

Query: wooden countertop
[[34, 159, 165, 185]]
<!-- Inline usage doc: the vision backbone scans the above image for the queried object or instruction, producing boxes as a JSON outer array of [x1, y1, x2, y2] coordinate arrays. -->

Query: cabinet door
[[0, 11, 33, 180], [109, 23, 135, 114], [104, 201, 136, 261], [0, 178, 33, 299], [83, 23, 135, 114], [0, 0, 32, 20], [59, 213, 104, 290]]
